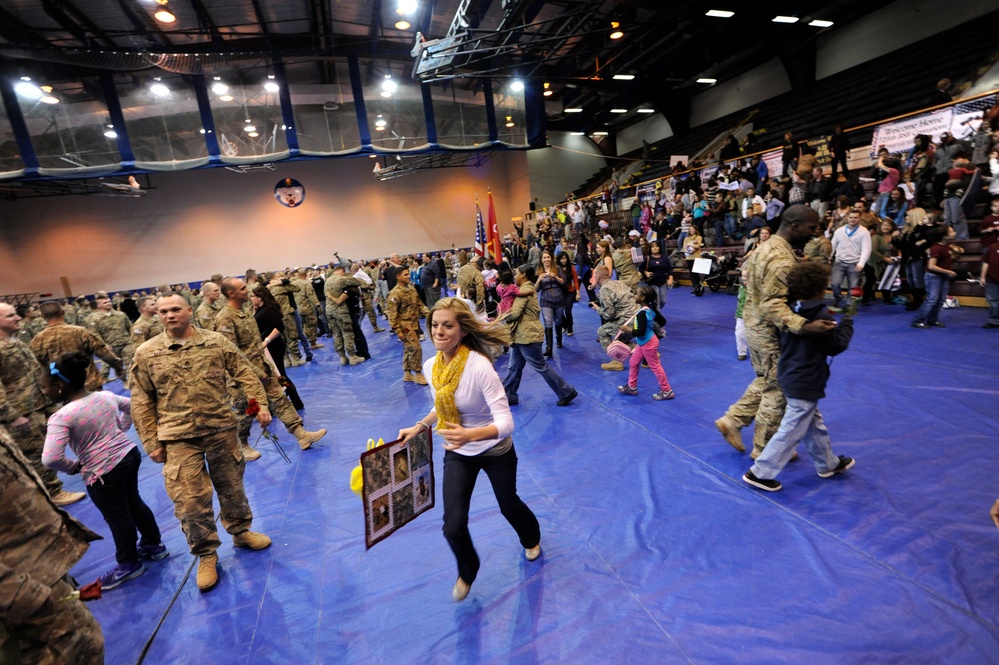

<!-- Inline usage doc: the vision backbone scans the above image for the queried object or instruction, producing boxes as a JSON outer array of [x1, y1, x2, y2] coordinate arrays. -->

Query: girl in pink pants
[[617, 285, 675, 400]]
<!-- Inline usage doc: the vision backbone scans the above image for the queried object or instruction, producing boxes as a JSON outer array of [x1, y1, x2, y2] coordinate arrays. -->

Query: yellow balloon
[[350, 465, 364, 496]]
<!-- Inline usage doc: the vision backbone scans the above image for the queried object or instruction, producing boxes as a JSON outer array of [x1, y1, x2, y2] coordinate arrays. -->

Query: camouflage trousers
[[282, 313, 304, 360], [112, 344, 133, 382], [326, 305, 357, 359], [399, 326, 423, 371], [597, 320, 630, 350], [230, 374, 302, 442], [723, 327, 785, 456], [161, 428, 253, 557], [12, 411, 63, 497], [361, 293, 378, 328], [0, 575, 104, 665], [300, 306, 318, 345]]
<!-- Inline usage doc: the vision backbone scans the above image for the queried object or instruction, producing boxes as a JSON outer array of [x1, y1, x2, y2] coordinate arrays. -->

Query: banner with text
[[869, 95, 996, 158]]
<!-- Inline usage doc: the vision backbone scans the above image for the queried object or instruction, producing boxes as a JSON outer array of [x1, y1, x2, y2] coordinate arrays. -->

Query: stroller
[[701, 250, 740, 294]]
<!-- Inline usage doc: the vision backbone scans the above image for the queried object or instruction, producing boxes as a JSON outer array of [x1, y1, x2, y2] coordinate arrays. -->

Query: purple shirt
[[42, 392, 135, 485]]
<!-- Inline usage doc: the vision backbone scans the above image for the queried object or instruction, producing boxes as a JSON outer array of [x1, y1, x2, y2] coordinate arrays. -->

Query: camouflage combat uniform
[[268, 281, 309, 362], [803, 235, 833, 264], [194, 300, 219, 329], [386, 282, 429, 372], [29, 323, 121, 392], [0, 428, 104, 664], [456, 263, 486, 312], [15, 317, 45, 345], [292, 277, 320, 345], [91, 309, 134, 381], [723, 234, 808, 457], [130, 328, 268, 557], [130, 314, 164, 348], [0, 337, 63, 496], [324, 275, 364, 361], [594, 279, 641, 349], [612, 249, 642, 294], [213, 305, 304, 441]]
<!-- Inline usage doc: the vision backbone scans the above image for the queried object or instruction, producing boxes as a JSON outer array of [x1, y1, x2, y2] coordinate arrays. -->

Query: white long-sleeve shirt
[[423, 350, 513, 456], [831, 224, 872, 268]]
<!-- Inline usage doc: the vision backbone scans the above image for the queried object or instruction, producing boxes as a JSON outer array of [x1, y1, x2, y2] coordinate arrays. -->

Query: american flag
[[474, 199, 487, 258]]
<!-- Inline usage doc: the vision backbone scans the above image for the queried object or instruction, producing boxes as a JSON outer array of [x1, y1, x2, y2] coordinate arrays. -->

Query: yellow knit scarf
[[432, 344, 470, 430]]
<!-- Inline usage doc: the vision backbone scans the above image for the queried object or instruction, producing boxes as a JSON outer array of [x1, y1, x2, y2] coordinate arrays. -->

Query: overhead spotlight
[[14, 81, 43, 99], [612, 74, 635, 81], [247, 131, 259, 138], [569, 132, 585, 136], [104, 127, 118, 139], [543, 82, 553, 97], [610, 108, 628, 113], [397, 0, 418, 14], [592, 131, 608, 136], [40, 95, 60, 105], [150, 82, 170, 96], [809, 19, 834, 27], [705, 10, 734, 18], [211, 81, 228, 95], [637, 108, 655, 113], [772, 16, 799, 23], [381, 76, 398, 93], [264, 81, 279, 93], [395, 20, 411, 30], [609, 21, 623, 40], [510, 79, 524, 92], [40, 85, 53, 93], [564, 108, 583, 113], [505, 116, 515, 128], [199, 128, 206, 134], [219, 94, 234, 102], [154, 0, 176, 23], [244, 123, 256, 133], [696, 78, 717, 84]]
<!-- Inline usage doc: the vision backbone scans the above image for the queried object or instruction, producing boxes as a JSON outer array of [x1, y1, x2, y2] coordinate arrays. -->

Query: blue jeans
[[503, 342, 574, 401], [442, 444, 540, 585], [913, 272, 949, 324], [830, 260, 862, 307], [986, 281, 999, 325], [540, 304, 564, 330], [943, 197, 969, 239], [905, 257, 925, 290], [749, 398, 840, 480], [292, 310, 312, 359]]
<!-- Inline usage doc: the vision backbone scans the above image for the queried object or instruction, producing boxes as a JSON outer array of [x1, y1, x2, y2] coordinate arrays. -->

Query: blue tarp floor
[[63, 292, 999, 664]]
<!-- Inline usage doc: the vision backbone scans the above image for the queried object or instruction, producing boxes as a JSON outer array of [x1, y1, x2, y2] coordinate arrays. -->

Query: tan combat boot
[[600, 360, 624, 371], [413, 372, 428, 386], [714, 416, 745, 453], [348, 355, 366, 365], [240, 438, 262, 461], [293, 426, 327, 450], [232, 531, 272, 550], [51, 490, 87, 506], [197, 554, 219, 592], [403, 371, 414, 382], [311, 341, 325, 349]]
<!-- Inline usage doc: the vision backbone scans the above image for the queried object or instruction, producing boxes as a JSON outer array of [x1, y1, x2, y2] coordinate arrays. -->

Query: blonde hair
[[903, 207, 927, 233], [427, 298, 510, 359]]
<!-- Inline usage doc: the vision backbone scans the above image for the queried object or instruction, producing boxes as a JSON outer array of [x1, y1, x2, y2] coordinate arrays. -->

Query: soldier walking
[[386, 266, 430, 385], [31, 302, 123, 392], [324, 265, 367, 366], [91, 296, 134, 381]]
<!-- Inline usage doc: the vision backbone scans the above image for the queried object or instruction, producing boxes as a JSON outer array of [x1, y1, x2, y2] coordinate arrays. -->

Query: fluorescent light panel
[[564, 108, 583, 113], [610, 108, 628, 113], [636, 108, 655, 113], [809, 19, 833, 27], [592, 131, 608, 136], [612, 74, 635, 80], [772, 16, 799, 23], [705, 10, 734, 18], [696, 78, 717, 84]]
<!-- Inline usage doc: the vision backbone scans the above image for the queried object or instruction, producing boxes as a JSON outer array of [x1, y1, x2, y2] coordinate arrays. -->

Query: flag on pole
[[486, 189, 503, 263], [474, 197, 487, 258]]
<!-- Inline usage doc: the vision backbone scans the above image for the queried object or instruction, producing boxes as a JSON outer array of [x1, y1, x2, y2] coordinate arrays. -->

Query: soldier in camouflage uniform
[[0, 426, 104, 664], [14, 305, 45, 344], [715, 205, 837, 458], [267, 273, 312, 366], [589, 265, 641, 371], [91, 296, 133, 382], [612, 242, 642, 294], [803, 226, 833, 264], [456, 255, 486, 313], [292, 270, 324, 349], [362, 261, 386, 330], [386, 266, 429, 385], [130, 296, 164, 349], [30, 302, 123, 393], [215, 279, 327, 457], [130, 293, 273, 592], [0, 304, 83, 505], [324, 266, 366, 366], [194, 281, 222, 329]]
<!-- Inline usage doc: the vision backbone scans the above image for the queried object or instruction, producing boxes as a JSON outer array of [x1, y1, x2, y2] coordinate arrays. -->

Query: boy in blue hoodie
[[743, 261, 855, 492]]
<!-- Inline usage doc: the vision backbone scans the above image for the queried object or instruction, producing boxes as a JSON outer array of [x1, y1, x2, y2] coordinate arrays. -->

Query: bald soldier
[[215, 278, 327, 457], [130, 293, 274, 592], [30, 302, 123, 392], [715, 205, 837, 458], [194, 281, 222, 329], [0, 303, 85, 506]]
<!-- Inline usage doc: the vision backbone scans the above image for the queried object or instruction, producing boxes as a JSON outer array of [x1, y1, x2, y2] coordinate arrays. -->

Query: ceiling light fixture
[[609, 21, 623, 40], [569, 132, 585, 136], [511, 79, 524, 92], [247, 131, 259, 138], [610, 109, 627, 113], [244, 123, 256, 133], [809, 19, 834, 27], [772, 16, 799, 23], [543, 82, 553, 97], [696, 78, 717, 84], [219, 94, 234, 102], [505, 116, 515, 128], [592, 131, 608, 136], [564, 108, 583, 113], [612, 74, 635, 81], [211, 82, 228, 95], [150, 82, 170, 96], [705, 9, 734, 18], [264, 81, 279, 93], [40, 95, 60, 105], [154, 0, 176, 23], [637, 108, 655, 113], [104, 127, 118, 139], [397, 0, 418, 14], [395, 20, 411, 29], [14, 81, 44, 99]]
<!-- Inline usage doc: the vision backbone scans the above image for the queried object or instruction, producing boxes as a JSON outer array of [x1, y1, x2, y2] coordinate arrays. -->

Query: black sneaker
[[557, 388, 578, 406], [817, 456, 855, 478], [742, 470, 781, 492], [137, 543, 169, 560], [911, 321, 928, 329]]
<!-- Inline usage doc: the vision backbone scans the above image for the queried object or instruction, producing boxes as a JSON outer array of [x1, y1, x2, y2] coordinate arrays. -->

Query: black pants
[[830, 151, 849, 178], [350, 312, 371, 359], [563, 295, 575, 333], [442, 444, 540, 585], [86, 447, 161, 564]]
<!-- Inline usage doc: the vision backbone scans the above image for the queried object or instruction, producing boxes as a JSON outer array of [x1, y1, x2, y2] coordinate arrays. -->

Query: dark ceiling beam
[[115, 0, 172, 48], [186, 0, 226, 49], [366, 0, 383, 79], [42, 0, 119, 49], [307, 0, 336, 84], [0, 6, 46, 44]]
